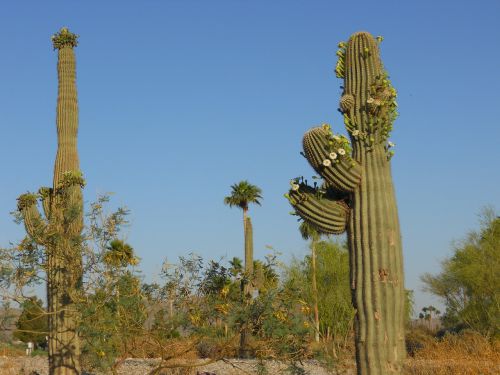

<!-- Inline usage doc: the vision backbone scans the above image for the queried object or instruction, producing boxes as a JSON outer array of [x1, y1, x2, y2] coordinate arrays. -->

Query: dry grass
[[405, 330, 500, 375], [0, 344, 25, 357], [1, 331, 498, 374]]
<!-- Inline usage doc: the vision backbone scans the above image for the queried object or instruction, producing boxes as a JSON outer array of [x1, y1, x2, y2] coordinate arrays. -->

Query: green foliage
[[51, 27, 78, 49], [418, 305, 441, 321], [80, 271, 147, 371], [298, 220, 320, 242], [150, 251, 312, 362], [284, 240, 354, 341], [421, 208, 500, 337], [223, 180, 262, 211], [13, 297, 48, 347], [77, 197, 143, 372], [16, 193, 38, 211], [103, 239, 138, 267]]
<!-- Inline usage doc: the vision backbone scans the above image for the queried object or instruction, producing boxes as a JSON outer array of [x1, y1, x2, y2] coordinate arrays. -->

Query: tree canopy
[[421, 208, 500, 337], [14, 296, 48, 347], [223, 181, 262, 211]]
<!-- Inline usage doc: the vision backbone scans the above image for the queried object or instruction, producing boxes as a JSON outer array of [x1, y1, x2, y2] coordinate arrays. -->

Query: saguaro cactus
[[17, 27, 84, 375], [286, 32, 405, 374], [244, 216, 254, 292], [239, 216, 254, 358]]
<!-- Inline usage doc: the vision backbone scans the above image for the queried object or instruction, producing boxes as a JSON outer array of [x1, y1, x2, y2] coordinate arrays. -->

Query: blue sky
[[0, 0, 499, 314]]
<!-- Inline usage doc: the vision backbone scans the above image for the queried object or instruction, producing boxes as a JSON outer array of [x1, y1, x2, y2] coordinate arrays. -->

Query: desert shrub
[[405, 328, 435, 357]]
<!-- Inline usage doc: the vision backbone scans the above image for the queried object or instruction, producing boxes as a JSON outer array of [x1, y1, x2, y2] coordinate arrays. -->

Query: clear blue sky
[[0, 0, 499, 314]]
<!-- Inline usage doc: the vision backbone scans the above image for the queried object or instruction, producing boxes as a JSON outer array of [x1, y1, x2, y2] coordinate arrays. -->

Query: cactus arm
[[17, 193, 47, 242], [39, 187, 53, 220], [303, 126, 361, 193], [286, 186, 349, 234]]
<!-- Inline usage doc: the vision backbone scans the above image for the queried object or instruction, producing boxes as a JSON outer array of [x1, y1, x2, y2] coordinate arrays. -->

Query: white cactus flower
[[291, 184, 300, 191], [388, 141, 395, 147], [323, 159, 332, 167], [329, 152, 337, 160], [338, 148, 346, 155], [352, 130, 360, 136], [332, 135, 341, 141], [367, 97, 374, 104]]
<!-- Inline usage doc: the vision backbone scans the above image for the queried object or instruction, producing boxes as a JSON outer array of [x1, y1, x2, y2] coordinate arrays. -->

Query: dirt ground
[[0, 356, 347, 375]]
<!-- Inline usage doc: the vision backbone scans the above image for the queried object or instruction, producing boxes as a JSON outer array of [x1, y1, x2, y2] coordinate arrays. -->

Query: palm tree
[[224, 180, 262, 358], [299, 220, 321, 343], [224, 180, 262, 282]]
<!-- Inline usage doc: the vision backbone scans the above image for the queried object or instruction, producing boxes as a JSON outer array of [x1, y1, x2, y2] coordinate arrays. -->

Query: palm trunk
[[311, 239, 320, 343]]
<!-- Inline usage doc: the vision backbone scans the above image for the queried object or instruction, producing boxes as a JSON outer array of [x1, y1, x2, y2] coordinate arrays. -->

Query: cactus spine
[[17, 28, 83, 375], [287, 32, 405, 374]]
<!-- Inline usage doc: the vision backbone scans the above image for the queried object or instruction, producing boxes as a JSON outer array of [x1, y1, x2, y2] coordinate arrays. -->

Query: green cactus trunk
[[244, 215, 254, 291], [287, 32, 405, 374], [239, 216, 254, 358], [49, 30, 83, 375], [18, 28, 83, 375], [348, 147, 405, 374]]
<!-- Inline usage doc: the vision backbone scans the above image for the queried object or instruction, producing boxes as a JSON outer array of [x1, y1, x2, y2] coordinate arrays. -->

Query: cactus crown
[[51, 27, 78, 50], [17, 193, 38, 212], [338, 32, 398, 146]]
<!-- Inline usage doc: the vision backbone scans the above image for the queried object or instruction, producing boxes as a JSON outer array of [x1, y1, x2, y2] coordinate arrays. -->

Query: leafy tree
[[419, 305, 441, 321], [421, 208, 500, 337], [79, 234, 145, 373], [14, 296, 48, 347], [284, 239, 355, 353], [80, 271, 147, 372]]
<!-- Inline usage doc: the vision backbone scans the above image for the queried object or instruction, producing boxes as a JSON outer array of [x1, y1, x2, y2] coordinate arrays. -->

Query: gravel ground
[[0, 356, 350, 375]]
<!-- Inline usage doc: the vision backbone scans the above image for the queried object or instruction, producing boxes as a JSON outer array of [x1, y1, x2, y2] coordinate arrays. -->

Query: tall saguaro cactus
[[17, 27, 84, 375], [286, 32, 405, 374]]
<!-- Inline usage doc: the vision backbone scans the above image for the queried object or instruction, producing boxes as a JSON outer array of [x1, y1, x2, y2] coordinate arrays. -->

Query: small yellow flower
[[300, 305, 311, 314], [215, 303, 229, 315], [189, 312, 201, 325], [221, 285, 230, 298], [274, 311, 287, 322]]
